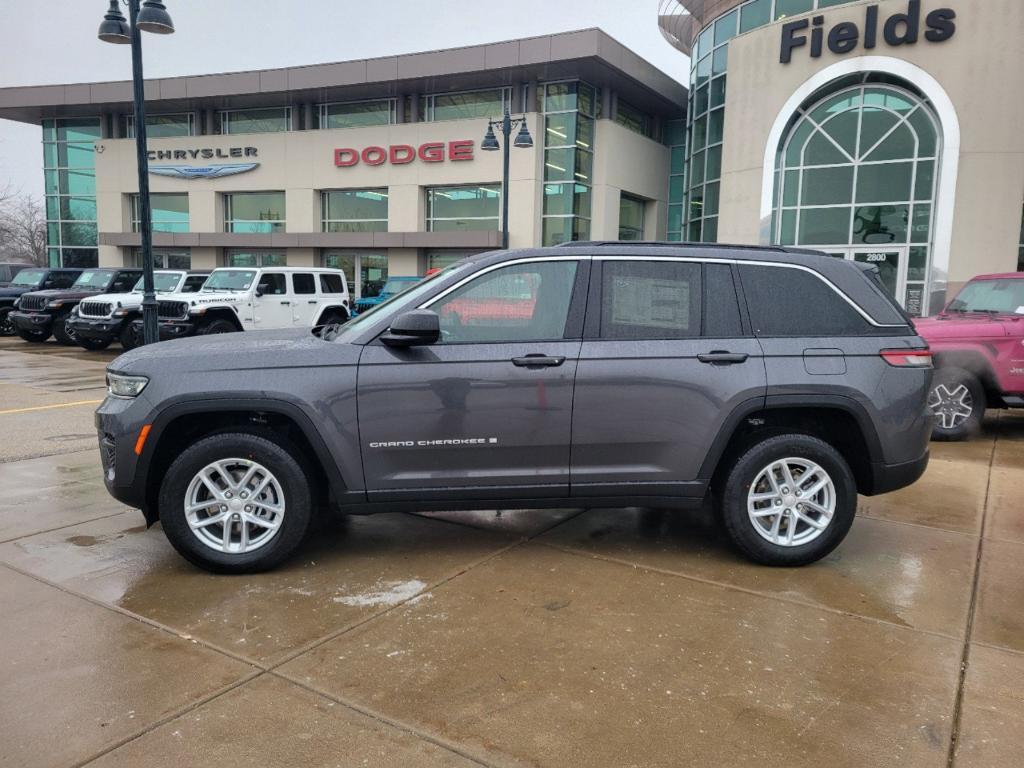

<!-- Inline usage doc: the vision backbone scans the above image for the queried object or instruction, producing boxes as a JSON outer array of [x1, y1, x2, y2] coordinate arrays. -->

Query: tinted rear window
[[739, 265, 873, 337], [600, 261, 701, 340], [319, 273, 344, 294]]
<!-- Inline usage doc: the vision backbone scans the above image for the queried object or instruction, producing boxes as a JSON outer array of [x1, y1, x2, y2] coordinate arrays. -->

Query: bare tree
[[0, 192, 48, 266]]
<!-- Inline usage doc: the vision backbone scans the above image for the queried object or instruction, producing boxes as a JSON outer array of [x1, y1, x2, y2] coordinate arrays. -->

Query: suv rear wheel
[[0, 311, 14, 336], [720, 434, 856, 567], [159, 432, 314, 573], [928, 367, 984, 441], [197, 318, 236, 335]]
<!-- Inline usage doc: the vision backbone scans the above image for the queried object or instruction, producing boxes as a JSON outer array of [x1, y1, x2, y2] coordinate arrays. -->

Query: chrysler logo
[[150, 163, 259, 179]]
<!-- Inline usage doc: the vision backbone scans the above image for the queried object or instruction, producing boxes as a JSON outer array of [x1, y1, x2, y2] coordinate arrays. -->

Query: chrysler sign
[[148, 146, 260, 180], [335, 140, 474, 167]]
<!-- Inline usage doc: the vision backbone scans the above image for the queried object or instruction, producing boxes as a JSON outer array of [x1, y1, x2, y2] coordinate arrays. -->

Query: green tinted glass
[[856, 162, 913, 203], [543, 183, 590, 217], [710, 76, 727, 109], [705, 145, 722, 180], [323, 189, 388, 222], [61, 222, 97, 247], [702, 217, 718, 243], [712, 47, 728, 76], [784, 120, 814, 167], [57, 118, 101, 142], [910, 204, 932, 242], [60, 196, 97, 221], [907, 107, 937, 157], [704, 182, 720, 216], [61, 170, 96, 195], [798, 207, 851, 245], [802, 166, 854, 205], [670, 146, 686, 174], [708, 109, 725, 145], [857, 108, 899, 158], [668, 204, 683, 232], [715, 10, 738, 45], [432, 90, 506, 121], [783, 170, 799, 207], [804, 131, 847, 166], [323, 101, 392, 129], [852, 204, 909, 244], [739, 0, 771, 33], [775, 0, 813, 20], [863, 122, 915, 162], [915, 161, 935, 200]]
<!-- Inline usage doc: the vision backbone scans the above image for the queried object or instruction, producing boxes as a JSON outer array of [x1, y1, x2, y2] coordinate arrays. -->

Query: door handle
[[280, 300, 291, 305], [512, 354, 566, 368], [307, 300, 318, 304], [697, 351, 749, 365]]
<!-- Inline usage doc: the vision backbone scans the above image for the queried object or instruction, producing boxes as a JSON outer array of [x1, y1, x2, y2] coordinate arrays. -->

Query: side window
[[257, 273, 287, 296], [51, 272, 78, 289], [182, 275, 207, 293], [704, 263, 743, 338], [599, 260, 701, 340], [111, 273, 138, 292], [430, 260, 579, 344], [319, 273, 345, 294], [739, 265, 873, 336], [293, 273, 316, 295]]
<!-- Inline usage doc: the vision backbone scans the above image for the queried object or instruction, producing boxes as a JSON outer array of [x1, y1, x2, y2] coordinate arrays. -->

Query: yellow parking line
[[0, 399, 103, 416]]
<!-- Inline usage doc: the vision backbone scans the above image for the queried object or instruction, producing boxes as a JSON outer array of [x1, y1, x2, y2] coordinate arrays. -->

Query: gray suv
[[96, 244, 933, 573]]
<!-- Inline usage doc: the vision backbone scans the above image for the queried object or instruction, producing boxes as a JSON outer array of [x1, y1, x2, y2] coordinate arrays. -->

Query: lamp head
[[137, 0, 175, 34], [481, 125, 500, 151], [98, 0, 131, 44], [513, 121, 534, 149]]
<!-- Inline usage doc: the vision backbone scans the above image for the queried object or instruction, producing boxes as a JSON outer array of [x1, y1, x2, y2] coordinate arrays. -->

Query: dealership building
[[659, 0, 1024, 313], [0, 30, 685, 300]]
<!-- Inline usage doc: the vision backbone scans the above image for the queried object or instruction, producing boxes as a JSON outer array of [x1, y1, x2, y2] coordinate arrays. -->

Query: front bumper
[[129, 318, 198, 340], [95, 396, 152, 519], [865, 449, 930, 496], [9, 310, 53, 334], [68, 315, 124, 341]]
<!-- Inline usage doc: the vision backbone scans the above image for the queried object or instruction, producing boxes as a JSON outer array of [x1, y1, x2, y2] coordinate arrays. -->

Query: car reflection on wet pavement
[[1, 336, 1023, 767]]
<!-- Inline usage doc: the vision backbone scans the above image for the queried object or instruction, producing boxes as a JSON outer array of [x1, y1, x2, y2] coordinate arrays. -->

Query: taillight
[[880, 349, 932, 367]]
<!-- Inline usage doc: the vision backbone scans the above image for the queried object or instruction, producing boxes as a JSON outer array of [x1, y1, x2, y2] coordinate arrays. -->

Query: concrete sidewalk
[[1, 337, 1022, 767]]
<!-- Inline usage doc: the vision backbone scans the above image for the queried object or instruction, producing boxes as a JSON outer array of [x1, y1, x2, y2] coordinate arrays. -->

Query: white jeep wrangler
[[150, 267, 350, 339], [69, 270, 210, 350]]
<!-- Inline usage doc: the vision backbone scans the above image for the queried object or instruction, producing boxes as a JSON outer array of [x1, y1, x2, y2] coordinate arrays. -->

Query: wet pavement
[[1, 336, 1022, 767]]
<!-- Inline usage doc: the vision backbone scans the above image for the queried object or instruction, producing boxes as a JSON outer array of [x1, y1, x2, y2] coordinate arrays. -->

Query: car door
[[570, 257, 767, 498], [357, 257, 589, 501], [290, 272, 320, 326], [251, 272, 293, 328]]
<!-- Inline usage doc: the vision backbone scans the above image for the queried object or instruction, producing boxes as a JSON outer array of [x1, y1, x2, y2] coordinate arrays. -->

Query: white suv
[[69, 270, 210, 350], [150, 267, 350, 339]]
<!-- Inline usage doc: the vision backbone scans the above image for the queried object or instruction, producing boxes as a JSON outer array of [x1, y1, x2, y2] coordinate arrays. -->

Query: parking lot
[[1, 335, 1022, 768]]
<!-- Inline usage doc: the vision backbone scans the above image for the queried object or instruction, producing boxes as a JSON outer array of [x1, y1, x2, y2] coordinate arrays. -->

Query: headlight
[[107, 372, 149, 398], [113, 309, 130, 317], [47, 301, 64, 309]]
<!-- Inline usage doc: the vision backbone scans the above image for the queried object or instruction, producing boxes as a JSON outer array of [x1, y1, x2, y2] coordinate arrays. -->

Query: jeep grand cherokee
[[96, 243, 933, 573]]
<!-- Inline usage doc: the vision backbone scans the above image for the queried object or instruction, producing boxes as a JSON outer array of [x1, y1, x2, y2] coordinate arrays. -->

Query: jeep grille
[[157, 300, 189, 320], [19, 295, 47, 312], [79, 302, 112, 318]]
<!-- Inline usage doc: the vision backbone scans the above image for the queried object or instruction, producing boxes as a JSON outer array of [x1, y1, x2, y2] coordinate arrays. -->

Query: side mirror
[[381, 309, 440, 348], [255, 284, 268, 298]]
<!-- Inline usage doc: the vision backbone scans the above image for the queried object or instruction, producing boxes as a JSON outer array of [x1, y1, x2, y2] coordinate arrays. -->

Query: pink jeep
[[915, 273, 1024, 440]]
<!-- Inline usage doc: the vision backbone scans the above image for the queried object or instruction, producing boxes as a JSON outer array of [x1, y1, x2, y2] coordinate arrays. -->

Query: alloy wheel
[[928, 383, 973, 430], [184, 458, 286, 554], [747, 458, 836, 547]]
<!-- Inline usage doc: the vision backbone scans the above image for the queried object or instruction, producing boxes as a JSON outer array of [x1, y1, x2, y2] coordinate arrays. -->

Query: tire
[[197, 318, 237, 335], [119, 323, 141, 351], [318, 311, 348, 327], [16, 328, 49, 343], [52, 316, 77, 346], [158, 432, 314, 574], [720, 434, 857, 567], [76, 336, 111, 351], [928, 367, 985, 442], [0, 311, 14, 337]]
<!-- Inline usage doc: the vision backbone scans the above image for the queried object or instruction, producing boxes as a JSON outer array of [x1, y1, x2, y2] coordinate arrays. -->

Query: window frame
[[123, 112, 195, 138], [420, 87, 512, 122], [317, 99, 396, 129], [224, 192, 287, 233], [130, 192, 190, 233], [321, 189, 389, 233], [218, 107, 292, 135], [426, 184, 501, 233]]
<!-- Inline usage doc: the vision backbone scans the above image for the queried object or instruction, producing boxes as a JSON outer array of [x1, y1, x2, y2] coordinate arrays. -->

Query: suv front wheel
[[928, 367, 984, 441], [159, 432, 313, 573], [720, 434, 857, 567]]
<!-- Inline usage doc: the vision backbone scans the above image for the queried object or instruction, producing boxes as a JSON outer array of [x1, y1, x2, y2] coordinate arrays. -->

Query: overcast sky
[[0, 0, 689, 199]]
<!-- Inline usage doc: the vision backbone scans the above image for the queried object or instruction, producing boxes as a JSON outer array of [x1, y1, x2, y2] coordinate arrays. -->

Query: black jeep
[[0, 268, 82, 337]]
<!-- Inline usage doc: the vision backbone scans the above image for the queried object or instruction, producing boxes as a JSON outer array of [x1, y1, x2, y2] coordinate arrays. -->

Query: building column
[[395, 95, 406, 124]]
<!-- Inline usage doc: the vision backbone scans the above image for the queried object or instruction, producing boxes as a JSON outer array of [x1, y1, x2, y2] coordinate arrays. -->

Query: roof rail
[[553, 240, 798, 254]]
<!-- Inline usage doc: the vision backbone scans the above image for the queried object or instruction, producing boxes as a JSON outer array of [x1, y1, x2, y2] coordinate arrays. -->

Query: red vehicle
[[915, 273, 1024, 440], [438, 271, 539, 334]]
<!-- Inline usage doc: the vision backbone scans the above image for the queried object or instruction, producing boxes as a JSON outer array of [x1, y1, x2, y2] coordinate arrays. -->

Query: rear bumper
[[8, 310, 53, 334], [68, 316, 123, 341], [865, 450, 930, 496]]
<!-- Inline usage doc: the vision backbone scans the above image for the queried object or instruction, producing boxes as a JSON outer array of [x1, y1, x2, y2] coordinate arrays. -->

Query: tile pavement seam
[[264, 538, 526, 670], [945, 414, 1000, 768], [534, 539, 967, 644], [969, 639, 1024, 659], [0, 561, 264, 669], [0, 445, 104, 464], [268, 672, 500, 768], [857, 510, 982, 539], [72, 669, 266, 768], [0, 508, 131, 544]]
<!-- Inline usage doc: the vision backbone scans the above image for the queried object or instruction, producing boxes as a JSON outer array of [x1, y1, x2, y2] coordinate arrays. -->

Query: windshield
[[11, 269, 44, 287], [381, 277, 417, 295], [947, 279, 1024, 315], [132, 273, 183, 293], [202, 270, 256, 292], [72, 271, 114, 291], [331, 260, 476, 343]]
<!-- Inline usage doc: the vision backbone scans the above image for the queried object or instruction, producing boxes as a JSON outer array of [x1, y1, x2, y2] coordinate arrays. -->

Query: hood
[[109, 326, 361, 376], [19, 288, 105, 304], [914, 314, 1009, 340], [0, 284, 39, 298], [80, 291, 140, 307]]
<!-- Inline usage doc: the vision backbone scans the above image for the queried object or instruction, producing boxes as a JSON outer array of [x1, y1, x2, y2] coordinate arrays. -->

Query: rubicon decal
[[368, 437, 499, 448], [335, 141, 474, 168]]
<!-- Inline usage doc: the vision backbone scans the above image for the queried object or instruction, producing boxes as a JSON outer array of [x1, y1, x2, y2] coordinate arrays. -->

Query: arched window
[[773, 75, 939, 315]]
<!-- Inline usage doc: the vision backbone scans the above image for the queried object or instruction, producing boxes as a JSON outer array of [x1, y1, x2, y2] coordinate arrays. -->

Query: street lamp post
[[481, 108, 533, 250], [98, 0, 175, 346]]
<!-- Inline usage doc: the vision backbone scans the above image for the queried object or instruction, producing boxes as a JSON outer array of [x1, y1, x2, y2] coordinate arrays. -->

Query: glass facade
[[131, 193, 189, 233], [319, 100, 395, 129], [123, 113, 194, 138], [615, 100, 652, 138], [665, 119, 686, 241], [43, 117, 101, 267], [420, 88, 512, 121], [131, 248, 191, 270], [224, 249, 287, 267], [426, 251, 477, 272], [685, 0, 861, 241], [619, 194, 646, 240], [321, 189, 388, 232], [224, 192, 286, 233], [542, 81, 596, 245], [773, 79, 939, 314], [218, 108, 291, 135], [322, 251, 388, 299], [426, 185, 500, 232]]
